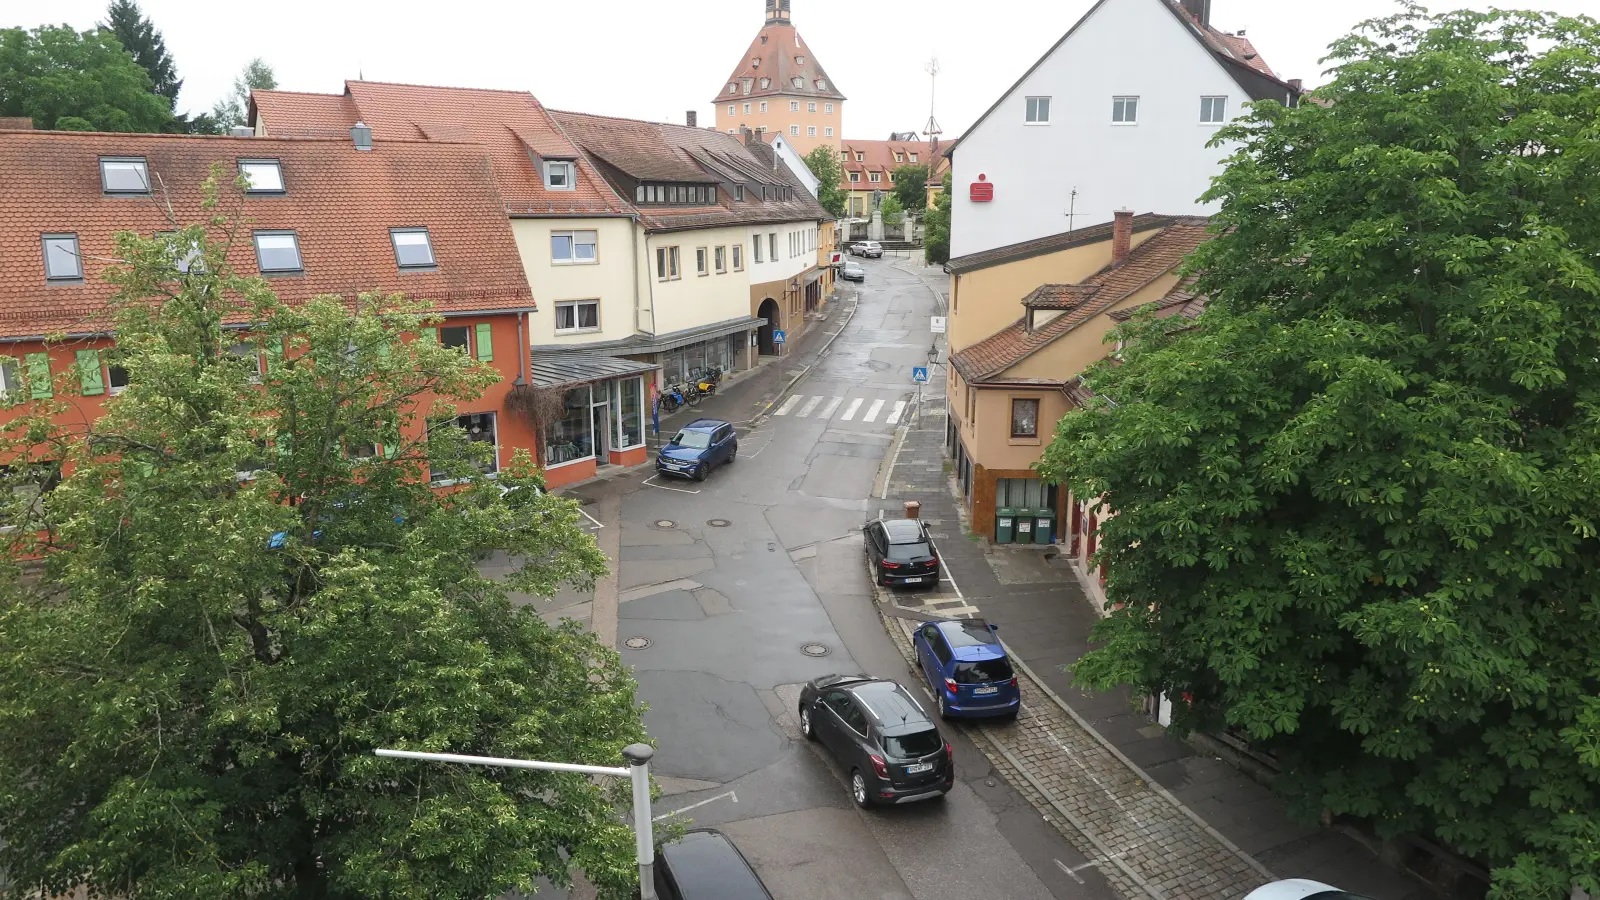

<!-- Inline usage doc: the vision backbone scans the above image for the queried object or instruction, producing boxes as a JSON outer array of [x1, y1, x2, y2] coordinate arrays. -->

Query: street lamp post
[[374, 743, 659, 900]]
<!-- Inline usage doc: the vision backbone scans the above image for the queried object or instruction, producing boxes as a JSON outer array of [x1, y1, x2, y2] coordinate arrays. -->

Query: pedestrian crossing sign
[[913, 366, 929, 384]]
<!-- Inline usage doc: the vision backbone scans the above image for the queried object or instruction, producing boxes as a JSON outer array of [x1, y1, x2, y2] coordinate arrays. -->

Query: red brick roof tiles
[[1022, 283, 1101, 310], [0, 130, 531, 338], [714, 22, 845, 104], [839, 138, 951, 192], [950, 219, 1213, 383]]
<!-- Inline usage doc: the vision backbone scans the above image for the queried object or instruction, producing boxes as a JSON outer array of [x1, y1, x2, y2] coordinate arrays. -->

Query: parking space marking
[[653, 789, 738, 822], [773, 395, 802, 416], [885, 400, 906, 424], [796, 395, 823, 418], [642, 475, 701, 494], [579, 508, 605, 530], [840, 398, 863, 421], [862, 399, 886, 422]]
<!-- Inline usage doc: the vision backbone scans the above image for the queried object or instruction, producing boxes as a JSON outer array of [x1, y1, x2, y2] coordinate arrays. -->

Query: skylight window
[[544, 160, 575, 190], [390, 228, 436, 269], [253, 231, 303, 274], [239, 159, 285, 193], [99, 157, 149, 194], [42, 234, 83, 282]]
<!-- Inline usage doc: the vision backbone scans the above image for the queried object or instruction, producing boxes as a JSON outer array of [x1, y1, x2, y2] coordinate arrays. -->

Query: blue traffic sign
[[912, 366, 929, 384], [773, 330, 786, 345]]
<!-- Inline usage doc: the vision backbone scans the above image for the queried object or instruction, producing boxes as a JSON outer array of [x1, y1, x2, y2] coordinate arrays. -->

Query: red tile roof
[[1172, 4, 1278, 78], [839, 138, 951, 191], [1110, 274, 1207, 321], [950, 218, 1212, 383], [713, 22, 845, 104], [251, 81, 630, 216], [947, 213, 1175, 275], [1022, 283, 1101, 310], [0, 130, 532, 338]]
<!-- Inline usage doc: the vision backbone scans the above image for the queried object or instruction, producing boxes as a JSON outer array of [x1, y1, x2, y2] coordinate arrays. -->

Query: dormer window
[[742, 79, 753, 94], [816, 79, 827, 90], [544, 160, 575, 190], [634, 183, 716, 205], [910, 153, 918, 163], [894, 153, 904, 162], [855, 152, 864, 161], [99, 157, 149, 194], [238, 159, 285, 193], [792, 77, 803, 89], [796, 55, 806, 65], [760, 78, 770, 89], [727, 83, 737, 94]]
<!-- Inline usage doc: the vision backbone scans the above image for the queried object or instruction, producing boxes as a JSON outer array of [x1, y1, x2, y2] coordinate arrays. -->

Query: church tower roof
[[711, 0, 846, 104]]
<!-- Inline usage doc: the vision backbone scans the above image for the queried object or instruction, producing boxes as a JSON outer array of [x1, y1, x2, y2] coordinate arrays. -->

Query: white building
[[946, 0, 1301, 258]]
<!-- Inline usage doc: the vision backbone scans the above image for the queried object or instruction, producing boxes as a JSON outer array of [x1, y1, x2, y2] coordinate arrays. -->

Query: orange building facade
[[713, 0, 845, 154]]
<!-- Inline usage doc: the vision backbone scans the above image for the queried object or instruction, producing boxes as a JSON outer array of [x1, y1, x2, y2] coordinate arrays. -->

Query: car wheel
[[799, 706, 815, 740], [938, 693, 952, 720], [850, 770, 872, 808], [694, 464, 708, 482], [728, 443, 737, 462]]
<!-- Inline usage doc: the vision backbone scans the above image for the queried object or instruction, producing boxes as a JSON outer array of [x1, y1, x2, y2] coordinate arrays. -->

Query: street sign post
[[912, 366, 929, 384], [930, 316, 946, 334], [773, 330, 786, 345]]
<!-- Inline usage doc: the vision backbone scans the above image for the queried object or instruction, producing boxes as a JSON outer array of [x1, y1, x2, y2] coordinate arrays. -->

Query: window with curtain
[[545, 385, 593, 466], [1011, 397, 1039, 438]]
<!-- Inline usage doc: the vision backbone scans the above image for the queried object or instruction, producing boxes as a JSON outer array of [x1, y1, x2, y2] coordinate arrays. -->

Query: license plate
[[903, 577, 923, 583], [974, 686, 998, 695], [906, 762, 932, 773]]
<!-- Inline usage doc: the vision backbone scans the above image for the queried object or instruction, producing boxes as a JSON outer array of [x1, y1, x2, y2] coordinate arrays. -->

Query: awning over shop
[[527, 353, 659, 390], [803, 268, 824, 285]]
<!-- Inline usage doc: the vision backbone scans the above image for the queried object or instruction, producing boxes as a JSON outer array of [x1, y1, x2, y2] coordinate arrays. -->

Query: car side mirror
[[990, 624, 1000, 632]]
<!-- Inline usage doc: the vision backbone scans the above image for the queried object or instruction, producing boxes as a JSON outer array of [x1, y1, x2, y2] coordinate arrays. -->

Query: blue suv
[[656, 418, 737, 481], [912, 619, 1020, 720]]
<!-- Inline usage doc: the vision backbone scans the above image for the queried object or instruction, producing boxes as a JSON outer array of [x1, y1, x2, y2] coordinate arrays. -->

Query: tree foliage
[[102, 0, 179, 103], [890, 164, 927, 214], [923, 172, 952, 264], [803, 145, 848, 218], [879, 192, 904, 227], [0, 173, 654, 900], [1039, 8, 1600, 896], [0, 24, 173, 132], [211, 56, 276, 131]]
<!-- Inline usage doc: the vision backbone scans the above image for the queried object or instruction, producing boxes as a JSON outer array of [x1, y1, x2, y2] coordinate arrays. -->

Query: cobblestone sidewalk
[[875, 601, 1269, 900]]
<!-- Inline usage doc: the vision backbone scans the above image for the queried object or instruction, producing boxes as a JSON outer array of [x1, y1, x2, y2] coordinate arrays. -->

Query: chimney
[[1112, 209, 1133, 264], [765, 0, 791, 24], [1179, 0, 1211, 26], [1287, 78, 1303, 92], [0, 117, 34, 131], [686, 110, 698, 128], [350, 121, 372, 151], [743, 128, 762, 147], [229, 125, 254, 137]]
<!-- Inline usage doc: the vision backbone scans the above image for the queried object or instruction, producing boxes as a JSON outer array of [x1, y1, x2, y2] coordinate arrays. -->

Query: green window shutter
[[421, 327, 438, 344], [474, 323, 494, 361], [25, 353, 51, 399], [76, 350, 105, 396]]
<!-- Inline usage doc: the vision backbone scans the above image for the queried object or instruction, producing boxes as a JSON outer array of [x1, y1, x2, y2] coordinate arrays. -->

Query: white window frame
[[696, 246, 710, 276], [656, 245, 681, 281], [238, 158, 285, 193], [715, 246, 727, 273], [848, 171, 860, 183], [544, 159, 576, 190], [790, 101, 800, 112], [1112, 96, 1139, 125], [554, 300, 601, 334], [789, 125, 799, 136], [727, 104, 735, 116], [1025, 96, 1051, 124], [825, 127, 834, 137], [743, 102, 752, 114], [868, 171, 881, 183], [808, 102, 817, 113], [551, 229, 599, 265], [753, 235, 764, 264], [759, 101, 768, 113], [909, 153, 918, 162], [1200, 95, 1228, 124], [807, 126, 816, 137], [733, 244, 745, 271], [825, 103, 834, 114]]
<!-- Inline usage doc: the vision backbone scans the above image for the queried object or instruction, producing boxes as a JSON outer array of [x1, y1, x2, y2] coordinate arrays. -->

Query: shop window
[[613, 376, 644, 450], [429, 412, 498, 482], [996, 477, 1045, 509], [546, 385, 593, 466]]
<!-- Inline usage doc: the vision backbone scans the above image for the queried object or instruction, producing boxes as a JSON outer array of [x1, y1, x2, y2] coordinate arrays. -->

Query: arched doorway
[[756, 298, 781, 356]]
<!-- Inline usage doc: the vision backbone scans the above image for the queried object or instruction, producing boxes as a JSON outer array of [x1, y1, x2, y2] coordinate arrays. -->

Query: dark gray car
[[655, 829, 773, 900], [798, 674, 954, 807]]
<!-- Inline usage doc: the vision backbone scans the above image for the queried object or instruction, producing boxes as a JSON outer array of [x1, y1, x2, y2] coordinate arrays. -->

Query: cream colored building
[[713, 0, 845, 154]]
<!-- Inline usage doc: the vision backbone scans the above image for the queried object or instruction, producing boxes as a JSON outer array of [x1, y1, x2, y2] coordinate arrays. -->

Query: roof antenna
[[922, 57, 943, 180]]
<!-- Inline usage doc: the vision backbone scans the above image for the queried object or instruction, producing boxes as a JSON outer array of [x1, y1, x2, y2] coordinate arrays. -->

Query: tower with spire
[[712, 0, 845, 154]]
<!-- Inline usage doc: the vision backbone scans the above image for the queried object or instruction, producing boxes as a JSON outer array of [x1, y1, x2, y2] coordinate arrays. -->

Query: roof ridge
[[345, 79, 539, 98], [253, 88, 345, 99]]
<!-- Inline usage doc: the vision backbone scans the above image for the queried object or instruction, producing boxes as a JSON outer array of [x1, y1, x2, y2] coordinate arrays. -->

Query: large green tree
[[102, 0, 179, 104], [0, 174, 652, 900], [0, 24, 173, 131], [922, 172, 952, 265], [1039, 8, 1600, 896], [803, 145, 848, 218], [890, 164, 927, 215], [211, 56, 276, 131]]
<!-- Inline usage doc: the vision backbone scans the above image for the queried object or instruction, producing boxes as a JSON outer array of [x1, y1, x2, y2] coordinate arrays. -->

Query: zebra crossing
[[772, 392, 908, 426]]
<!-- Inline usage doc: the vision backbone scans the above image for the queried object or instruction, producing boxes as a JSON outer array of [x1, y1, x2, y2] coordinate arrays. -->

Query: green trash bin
[[1015, 512, 1034, 543], [995, 508, 1017, 545], [1033, 508, 1055, 545]]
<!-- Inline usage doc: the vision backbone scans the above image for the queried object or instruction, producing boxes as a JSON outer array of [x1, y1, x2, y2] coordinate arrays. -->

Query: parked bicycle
[[682, 382, 704, 407], [658, 383, 687, 413]]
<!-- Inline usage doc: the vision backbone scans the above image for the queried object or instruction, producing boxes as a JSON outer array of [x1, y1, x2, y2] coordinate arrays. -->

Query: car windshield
[[673, 430, 712, 449], [887, 541, 931, 560], [883, 728, 942, 759], [954, 657, 1014, 684]]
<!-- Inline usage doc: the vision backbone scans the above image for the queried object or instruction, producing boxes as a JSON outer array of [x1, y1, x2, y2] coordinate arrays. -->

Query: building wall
[[641, 224, 761, 337], [947, 228, 1159, 352], [715, 94, 842, 153], [512, 217, 638, 346], [949, 0, 1247, 257]]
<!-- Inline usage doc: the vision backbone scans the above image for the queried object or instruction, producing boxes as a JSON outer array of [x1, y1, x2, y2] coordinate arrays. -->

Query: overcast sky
[[8, 0, 1596, 139]]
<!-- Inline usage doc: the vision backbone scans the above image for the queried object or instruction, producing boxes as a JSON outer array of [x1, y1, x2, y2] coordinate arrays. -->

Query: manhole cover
[[653, 520, 675, 529], [708, 518, 731, 527], [801, 643, 830, 657], [624, 636, 652, 650]]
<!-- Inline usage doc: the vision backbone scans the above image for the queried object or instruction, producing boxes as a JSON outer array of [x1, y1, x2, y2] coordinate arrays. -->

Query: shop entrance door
[[591, 383, 612, 466]]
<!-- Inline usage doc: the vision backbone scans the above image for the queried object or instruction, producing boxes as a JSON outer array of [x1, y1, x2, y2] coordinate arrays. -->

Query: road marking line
[[579, 508, 605, 530], [840, 398, 863, 421], [653, 790, 738, 821], [773, 395, 801, 416], [795, 395, 822, 418], [819, 396, 843, 418], [884, 400, 906, 424], [641, 475, 701, 494], [862, 399, 885, 422], [1054, 859, 1085, 885]]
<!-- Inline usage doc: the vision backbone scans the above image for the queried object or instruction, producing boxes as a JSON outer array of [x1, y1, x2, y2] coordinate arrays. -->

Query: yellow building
[[714, 0, 845, 155]]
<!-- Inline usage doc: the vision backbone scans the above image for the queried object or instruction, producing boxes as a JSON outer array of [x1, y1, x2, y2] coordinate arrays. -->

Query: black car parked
[[655, 828, 773, 900], [798, 674, 953, 807], [864, 517, 940, 587]]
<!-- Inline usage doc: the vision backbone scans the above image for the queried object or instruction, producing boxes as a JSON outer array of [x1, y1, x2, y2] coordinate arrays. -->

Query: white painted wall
[[769, 135, 821, 197], [746, 220, 818, 287], [951, 0, 1253, 258], [640, 224, 761, 337], [512, 218, 639, 346]]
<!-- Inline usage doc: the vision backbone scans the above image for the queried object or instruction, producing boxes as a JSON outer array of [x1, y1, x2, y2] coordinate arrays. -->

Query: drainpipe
[[514, 312, 527, 386]]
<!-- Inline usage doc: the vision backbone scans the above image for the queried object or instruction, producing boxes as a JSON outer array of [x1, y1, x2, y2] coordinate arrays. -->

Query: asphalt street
[[543, 257, 1119, 900]]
